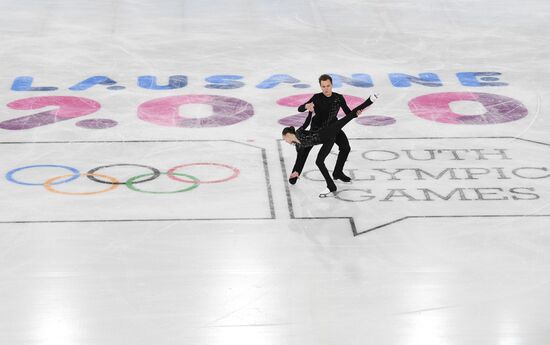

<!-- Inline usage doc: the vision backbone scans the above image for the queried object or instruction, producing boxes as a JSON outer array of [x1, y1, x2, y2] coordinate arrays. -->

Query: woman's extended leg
[[317, 94, 378, 142]]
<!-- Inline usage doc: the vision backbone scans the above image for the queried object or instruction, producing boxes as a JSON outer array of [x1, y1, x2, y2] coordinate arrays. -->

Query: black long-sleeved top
[[294, 95, 374, 149], [293, 111, 317, 150], [294, 112, 358, 149], [297, 92, 352, 130], [295, 124, 321, 150]]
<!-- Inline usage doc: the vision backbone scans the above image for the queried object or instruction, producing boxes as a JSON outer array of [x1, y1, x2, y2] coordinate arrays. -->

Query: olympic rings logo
[[5, 163, 239, 195]]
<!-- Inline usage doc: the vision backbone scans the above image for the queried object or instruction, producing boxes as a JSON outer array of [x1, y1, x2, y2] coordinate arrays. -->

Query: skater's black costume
[[294, 112, 356, 149], [289, 96, 374, 192]]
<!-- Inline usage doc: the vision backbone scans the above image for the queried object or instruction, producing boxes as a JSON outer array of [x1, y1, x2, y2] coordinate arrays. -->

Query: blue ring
[[6, 165, 80, 186]]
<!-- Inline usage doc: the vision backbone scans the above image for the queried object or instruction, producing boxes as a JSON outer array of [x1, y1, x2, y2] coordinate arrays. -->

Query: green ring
[[125, 172, 199, 194]]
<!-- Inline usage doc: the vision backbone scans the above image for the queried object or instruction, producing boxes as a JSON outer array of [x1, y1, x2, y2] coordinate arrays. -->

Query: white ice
[[1, 1, 550, 344]]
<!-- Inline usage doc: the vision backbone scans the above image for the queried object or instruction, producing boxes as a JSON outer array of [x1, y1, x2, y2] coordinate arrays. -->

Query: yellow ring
[[44, 173, 119, 195]]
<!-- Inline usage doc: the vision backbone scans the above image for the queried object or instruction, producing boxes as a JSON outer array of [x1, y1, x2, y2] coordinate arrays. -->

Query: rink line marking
[[0, 139, 276, 221], [0, 139, 269, 146], [0, 218, 276, 224], [355, 214, 550, 236], [277, 138, 295, 218], [279, 137, 550, 237], [347, 136, 550, 147], [278, 139, 358, 235], [262, 148, 276, 218]]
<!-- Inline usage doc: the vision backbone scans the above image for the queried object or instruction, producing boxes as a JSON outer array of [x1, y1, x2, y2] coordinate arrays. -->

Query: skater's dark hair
[[318, 74, 332, 85], [282, 126, 296, 136]]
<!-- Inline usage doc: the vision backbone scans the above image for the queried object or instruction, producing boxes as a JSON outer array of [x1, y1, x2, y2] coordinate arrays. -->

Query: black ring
[[87, 164, 161, 185]]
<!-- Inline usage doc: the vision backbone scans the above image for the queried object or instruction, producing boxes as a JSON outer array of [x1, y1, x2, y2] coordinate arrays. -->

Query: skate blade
[[318, 192, 335, 198]]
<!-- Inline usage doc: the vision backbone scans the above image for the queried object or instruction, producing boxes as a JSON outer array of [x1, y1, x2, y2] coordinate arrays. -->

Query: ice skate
[[332, 172, 352, 183], [318, 188, 336, 198]]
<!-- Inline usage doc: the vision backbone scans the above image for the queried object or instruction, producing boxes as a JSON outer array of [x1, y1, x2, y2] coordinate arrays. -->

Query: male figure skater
[[288, 74, 351, 186], [287, 74, 378, 196]]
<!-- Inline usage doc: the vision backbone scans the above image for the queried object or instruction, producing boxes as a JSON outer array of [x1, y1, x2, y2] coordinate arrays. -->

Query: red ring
[[167, 163, 240, 184]]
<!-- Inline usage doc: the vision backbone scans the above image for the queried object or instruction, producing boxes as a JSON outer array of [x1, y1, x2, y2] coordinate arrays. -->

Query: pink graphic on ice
[[408, 92, 528, 124], [0, 96, 101, 130], [76, 118, 118, 129], [355, 115, 396, 126], [137, 94, 254, 127]]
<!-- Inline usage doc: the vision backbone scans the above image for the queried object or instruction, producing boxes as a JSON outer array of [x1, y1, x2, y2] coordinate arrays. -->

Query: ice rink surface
[[1, 1, 550, 344]]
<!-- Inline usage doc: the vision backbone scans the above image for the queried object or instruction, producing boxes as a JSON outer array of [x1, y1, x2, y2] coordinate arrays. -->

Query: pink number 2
[[0, 96, 101, 130]]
